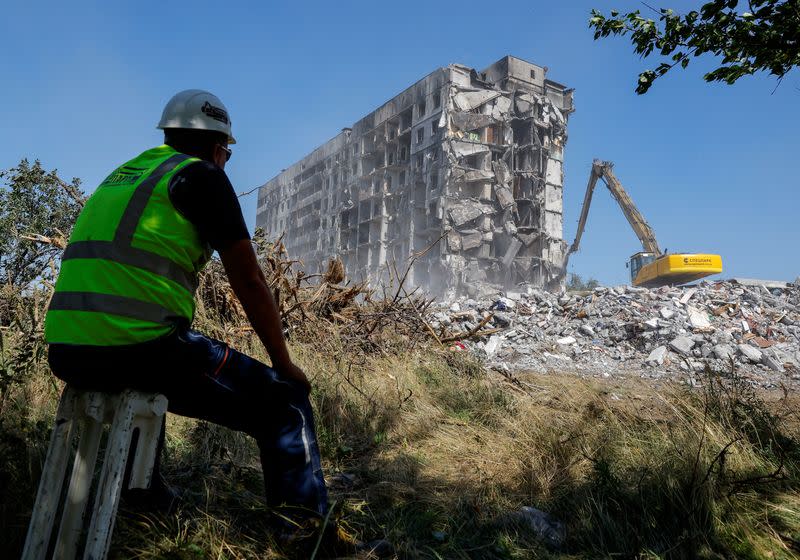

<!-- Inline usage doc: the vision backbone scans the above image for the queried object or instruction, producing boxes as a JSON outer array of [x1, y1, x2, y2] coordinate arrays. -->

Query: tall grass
[[2, 286, 800, 558]]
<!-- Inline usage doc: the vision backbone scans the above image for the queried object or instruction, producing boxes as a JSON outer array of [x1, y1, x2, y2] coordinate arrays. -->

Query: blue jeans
[[48, 329, 329, 519]]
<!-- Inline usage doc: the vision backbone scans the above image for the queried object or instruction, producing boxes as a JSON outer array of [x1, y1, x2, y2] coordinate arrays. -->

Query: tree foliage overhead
[[589, 0, 800, 93], [0, 160, 84, 288]]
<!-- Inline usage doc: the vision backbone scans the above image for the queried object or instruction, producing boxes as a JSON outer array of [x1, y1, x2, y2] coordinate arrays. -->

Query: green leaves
[[0, 160, 84, 287], [589, 0, 800, 93]]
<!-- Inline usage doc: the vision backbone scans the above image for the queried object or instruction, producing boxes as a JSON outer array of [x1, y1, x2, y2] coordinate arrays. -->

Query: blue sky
[[2, 0, 798, 285]]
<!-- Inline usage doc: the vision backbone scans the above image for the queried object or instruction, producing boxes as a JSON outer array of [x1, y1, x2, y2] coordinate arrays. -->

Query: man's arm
[[218, 239, 310, 392]]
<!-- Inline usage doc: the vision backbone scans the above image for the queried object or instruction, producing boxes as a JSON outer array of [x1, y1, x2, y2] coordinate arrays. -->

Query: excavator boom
[[566, 160, 660, 262], [595, 161, 661, 255]]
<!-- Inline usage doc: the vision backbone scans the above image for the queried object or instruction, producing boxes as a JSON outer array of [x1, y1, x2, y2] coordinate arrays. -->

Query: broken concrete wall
[[256, 55, 574, 296]]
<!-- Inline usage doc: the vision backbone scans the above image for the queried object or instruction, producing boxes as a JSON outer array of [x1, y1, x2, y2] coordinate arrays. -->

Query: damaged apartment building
[[256, 55, 574, 294]]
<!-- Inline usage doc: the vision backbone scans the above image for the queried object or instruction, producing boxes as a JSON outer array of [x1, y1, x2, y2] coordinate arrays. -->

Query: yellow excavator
[[564, 159, 723, 288]]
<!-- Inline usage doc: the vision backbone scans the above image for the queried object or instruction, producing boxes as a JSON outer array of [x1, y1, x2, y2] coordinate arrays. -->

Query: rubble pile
[[428, 280, 800, 387]]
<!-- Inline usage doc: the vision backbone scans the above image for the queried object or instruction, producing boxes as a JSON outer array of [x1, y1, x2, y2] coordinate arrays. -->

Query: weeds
[[2, 249, 800, 558]]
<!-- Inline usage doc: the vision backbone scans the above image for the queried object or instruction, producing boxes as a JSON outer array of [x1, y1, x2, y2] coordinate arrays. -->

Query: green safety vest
[[45, 145, 213, 346]]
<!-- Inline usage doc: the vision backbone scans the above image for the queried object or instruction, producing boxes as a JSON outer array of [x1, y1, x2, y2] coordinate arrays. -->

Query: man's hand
[[275, 361, 311, 393]]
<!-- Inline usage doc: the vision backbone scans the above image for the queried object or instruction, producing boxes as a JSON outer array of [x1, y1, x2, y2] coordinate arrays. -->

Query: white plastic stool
[[22, 386, 168, 560]]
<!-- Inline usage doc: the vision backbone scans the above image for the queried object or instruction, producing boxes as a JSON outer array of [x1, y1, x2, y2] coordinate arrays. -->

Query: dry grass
[[3, 246, 800, 558], [3, 334, 800, 558]]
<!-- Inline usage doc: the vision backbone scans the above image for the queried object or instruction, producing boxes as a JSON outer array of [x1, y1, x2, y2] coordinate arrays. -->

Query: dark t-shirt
[[168, 160, 250, 251]]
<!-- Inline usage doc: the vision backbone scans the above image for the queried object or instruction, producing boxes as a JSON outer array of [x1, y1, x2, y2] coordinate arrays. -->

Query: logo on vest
[[201, 101, 229, 124], [99, 166, 147, 188]]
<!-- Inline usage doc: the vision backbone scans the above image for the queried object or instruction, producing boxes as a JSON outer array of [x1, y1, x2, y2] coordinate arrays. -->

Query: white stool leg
[[22, 386, 78, 560], [53, 393, 105, 560], [83, 390, 135, 560], [128, 393, 167, 490]]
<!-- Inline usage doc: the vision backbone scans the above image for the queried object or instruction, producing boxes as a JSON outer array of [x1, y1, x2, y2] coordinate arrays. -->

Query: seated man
[[44, 90, 329, 534]]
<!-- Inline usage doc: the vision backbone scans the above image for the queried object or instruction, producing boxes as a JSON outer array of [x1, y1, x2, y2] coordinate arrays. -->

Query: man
[[44, 90, 329, 537]]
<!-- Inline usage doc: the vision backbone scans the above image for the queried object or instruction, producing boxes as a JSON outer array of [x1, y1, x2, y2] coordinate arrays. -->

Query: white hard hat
[[157, 89, 236, 144]]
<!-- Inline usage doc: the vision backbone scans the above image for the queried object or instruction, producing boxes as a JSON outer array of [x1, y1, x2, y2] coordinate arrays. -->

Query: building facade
[[256, 55, 574, 294]]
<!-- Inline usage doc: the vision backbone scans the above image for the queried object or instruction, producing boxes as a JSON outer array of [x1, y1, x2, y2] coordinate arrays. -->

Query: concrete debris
[[459, 230, 483, 251], [449, 139, 492, 158], [712, 344, 735, 360], [738, 344, 763, 363], [687, 306, 712, 330], [485, 335, 502, 356], [257, 55, 573, 295], [450, 111, 498, 132], [427, 280, 800, 388], [761, 352, 785, 372], [644, 318, 660, 330], [732, 278, 789, 289], [680, 288, 698, 305], [646, 345, 668, 366], [452, 89, 503, 112], [450, 168, 495, 182], [670, 336, 695, 356], [447, 231, 462, 252], [449, 204, 488, 227]]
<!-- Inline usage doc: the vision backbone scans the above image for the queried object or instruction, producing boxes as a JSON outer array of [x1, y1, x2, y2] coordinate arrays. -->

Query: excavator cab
[[629, 252, 656, 284]]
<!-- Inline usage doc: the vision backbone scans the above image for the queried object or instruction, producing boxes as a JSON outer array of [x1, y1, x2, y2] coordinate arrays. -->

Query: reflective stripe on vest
[[61, 241, 196, 293], [48, 292, 180, 324]]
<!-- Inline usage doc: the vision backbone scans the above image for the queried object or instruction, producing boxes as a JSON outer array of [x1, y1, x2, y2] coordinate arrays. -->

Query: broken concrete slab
[[447, 231, 462, 252], [448, 204, 485, 227], [451, 167, 495, 183], [460, 230, 483, 251], [687, 306, 712, 330], [449, 140, 492, 158], [450, 111, 498, 132], [738, 344, 763, 363], [485, 335, 502, 356], [452, 89, 503, 112], [712, 344, 735, 360], [761, 353, 785, 372], [680, 288, 698, 305], [502, 239, 523, 268], [669, 336, 695, 356], [494, 185, 515, 210], [646, 345, 668, 366]]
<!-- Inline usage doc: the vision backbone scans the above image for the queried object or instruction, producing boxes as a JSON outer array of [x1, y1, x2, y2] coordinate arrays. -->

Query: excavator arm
[[562, 159, 722, 288], [596, 161, 661, 255], [563, 159, 661, 270]]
